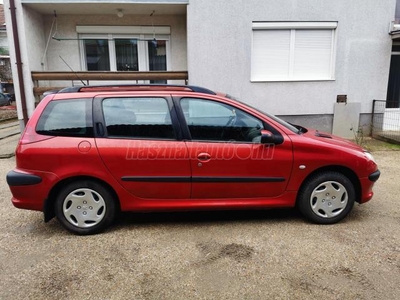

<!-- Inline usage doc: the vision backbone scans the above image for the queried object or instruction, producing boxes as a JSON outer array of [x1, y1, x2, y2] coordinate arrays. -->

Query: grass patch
[[361, 138, 400, 152]]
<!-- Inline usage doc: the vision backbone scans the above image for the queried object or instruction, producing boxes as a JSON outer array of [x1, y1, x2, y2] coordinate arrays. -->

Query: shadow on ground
[[115, 208, 302, 228]]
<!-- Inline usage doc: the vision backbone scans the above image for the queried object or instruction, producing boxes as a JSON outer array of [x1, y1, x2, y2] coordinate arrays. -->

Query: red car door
[[179, 97, 293, 199], [94, 95, 191, 199]]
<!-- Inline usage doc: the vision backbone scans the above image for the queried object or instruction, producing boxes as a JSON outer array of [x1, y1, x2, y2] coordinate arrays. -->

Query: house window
[[78, 26, 170, 79], [84, 39, 110, 71], [115, 39, 139, 71], [148, 40, 167, 83], [251, 22, 337, 82]]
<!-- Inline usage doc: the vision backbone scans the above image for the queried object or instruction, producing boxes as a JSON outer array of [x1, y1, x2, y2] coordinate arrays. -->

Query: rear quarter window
[[36, 99, 93, 137]]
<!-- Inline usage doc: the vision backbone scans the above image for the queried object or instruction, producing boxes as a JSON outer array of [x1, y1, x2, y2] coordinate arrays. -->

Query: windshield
[[225, 94, 300, 134]]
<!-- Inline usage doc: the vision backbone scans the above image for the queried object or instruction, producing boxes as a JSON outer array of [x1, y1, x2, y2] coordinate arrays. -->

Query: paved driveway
[[0, 151, 399, 299]]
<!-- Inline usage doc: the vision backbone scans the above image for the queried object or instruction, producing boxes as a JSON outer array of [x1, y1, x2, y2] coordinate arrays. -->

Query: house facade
[[0, 4, 13, 93], [3, 0, 397, 136]]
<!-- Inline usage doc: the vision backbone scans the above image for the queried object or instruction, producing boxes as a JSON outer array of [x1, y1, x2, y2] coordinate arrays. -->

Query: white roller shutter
[[251, 22, 337, 82]]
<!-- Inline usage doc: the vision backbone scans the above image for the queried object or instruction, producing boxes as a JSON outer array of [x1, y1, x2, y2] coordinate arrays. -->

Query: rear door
[[94, 94, 191, 199]]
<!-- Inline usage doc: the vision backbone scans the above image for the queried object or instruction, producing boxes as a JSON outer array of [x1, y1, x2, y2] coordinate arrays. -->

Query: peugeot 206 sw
[[6, 85, 380, 235]]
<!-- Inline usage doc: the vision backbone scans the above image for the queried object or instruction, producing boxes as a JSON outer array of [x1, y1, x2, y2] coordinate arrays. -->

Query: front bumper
[[368, 170, 380, 182], [359, 169, 381, 204]]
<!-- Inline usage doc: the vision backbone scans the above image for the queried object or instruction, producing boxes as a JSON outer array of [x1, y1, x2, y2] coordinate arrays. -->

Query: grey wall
[[187, 0, 396, 122]]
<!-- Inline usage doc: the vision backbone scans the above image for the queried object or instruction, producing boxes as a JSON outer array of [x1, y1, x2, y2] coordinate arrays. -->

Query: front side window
[[181, 98, 264, 142], [251, 22, 337, 81], [102, 97, 175, 139], [36, 99, 93, 137]]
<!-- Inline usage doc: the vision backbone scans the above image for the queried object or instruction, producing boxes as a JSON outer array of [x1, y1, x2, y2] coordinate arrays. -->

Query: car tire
[[54, 180, 117, 235], [297, 171, 355, 224]]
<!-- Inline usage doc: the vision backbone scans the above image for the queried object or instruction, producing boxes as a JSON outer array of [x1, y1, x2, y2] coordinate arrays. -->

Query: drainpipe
[[9, 0, 28, 126]]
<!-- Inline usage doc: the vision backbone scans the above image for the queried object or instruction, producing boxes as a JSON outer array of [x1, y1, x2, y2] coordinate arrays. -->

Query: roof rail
[[58, 84, 216, 95]]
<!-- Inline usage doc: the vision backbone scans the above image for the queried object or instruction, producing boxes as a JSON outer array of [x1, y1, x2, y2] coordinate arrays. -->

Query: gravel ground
[[0, 151, 399, 299], [0, 106, 17, 121]]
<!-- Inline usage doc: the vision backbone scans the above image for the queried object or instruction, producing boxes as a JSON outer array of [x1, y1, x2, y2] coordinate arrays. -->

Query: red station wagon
[[6, 85, 380, 235]]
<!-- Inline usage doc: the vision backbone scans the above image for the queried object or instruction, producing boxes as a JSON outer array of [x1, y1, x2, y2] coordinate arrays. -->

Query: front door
[[178, 97, 293, 199], [94, 95, 191, 199]]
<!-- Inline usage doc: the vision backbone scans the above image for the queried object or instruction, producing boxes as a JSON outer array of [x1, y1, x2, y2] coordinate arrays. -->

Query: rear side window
[[102, 97, 175, 139], [36, 99, 93, 137]]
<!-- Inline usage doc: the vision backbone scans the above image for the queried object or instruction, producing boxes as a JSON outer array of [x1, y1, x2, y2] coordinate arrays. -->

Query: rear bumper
[[7, 169, 58, 211], [7, 170, 42, 186]]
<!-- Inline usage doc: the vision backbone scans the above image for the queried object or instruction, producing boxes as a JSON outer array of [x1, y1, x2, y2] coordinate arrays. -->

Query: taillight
[[19, 122, 54, 145]]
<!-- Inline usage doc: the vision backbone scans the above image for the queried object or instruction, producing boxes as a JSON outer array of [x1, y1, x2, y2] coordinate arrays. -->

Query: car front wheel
[[297, 171, 355, 224], [54, 180, 117, 235]]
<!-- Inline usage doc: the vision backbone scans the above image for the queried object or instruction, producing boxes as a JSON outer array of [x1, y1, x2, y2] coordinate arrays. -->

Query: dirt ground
[[0, 150, 399, 299]]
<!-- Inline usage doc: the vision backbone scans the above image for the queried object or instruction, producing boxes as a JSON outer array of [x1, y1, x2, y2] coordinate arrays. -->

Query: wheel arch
[[297, 165, 361, 204], [43, 176, 121, 223]]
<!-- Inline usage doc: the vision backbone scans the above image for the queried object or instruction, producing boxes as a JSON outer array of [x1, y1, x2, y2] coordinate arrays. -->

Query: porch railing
[[31, 71, 189, 95], [371, 99, 400, 143]]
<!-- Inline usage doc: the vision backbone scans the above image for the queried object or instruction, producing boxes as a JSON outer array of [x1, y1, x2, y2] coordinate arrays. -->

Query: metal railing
[[371, 100, 400, 143]]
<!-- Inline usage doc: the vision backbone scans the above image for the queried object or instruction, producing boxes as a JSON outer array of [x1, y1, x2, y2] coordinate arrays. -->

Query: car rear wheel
[[297, 171, 355, 224], [54, 180, 117, 235]]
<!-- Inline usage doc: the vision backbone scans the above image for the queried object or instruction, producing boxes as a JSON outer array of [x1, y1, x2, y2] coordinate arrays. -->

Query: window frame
[[251, 21, 338, 82], [78, 26, 171, 73]]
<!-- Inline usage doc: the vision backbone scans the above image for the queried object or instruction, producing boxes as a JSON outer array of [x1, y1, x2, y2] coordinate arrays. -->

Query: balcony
[[32, 71, 189, 96]]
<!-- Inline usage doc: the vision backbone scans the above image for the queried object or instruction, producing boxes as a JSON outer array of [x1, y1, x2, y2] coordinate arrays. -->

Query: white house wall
[[187, 0, 395, 119], [3, 1, 45, 122], [23, 5, 46, 71]]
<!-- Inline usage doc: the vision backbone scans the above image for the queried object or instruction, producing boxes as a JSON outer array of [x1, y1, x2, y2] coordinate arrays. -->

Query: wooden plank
[[33, 87, 66, 95], [31, 71, 188, 81]]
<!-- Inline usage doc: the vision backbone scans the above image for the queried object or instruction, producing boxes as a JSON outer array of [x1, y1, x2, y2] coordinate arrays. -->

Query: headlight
[[364, 151, 376, 163]]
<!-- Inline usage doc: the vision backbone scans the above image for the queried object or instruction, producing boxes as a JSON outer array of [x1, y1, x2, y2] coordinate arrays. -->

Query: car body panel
[[6, 85, 379, 223], [286, 131, 378, 189], [96, 138, 191, 199], [185, 140, 293, 198]]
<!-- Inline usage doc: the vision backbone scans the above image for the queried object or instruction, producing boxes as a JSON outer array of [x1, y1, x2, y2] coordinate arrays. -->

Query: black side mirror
[[260, 130, 284, 145]]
